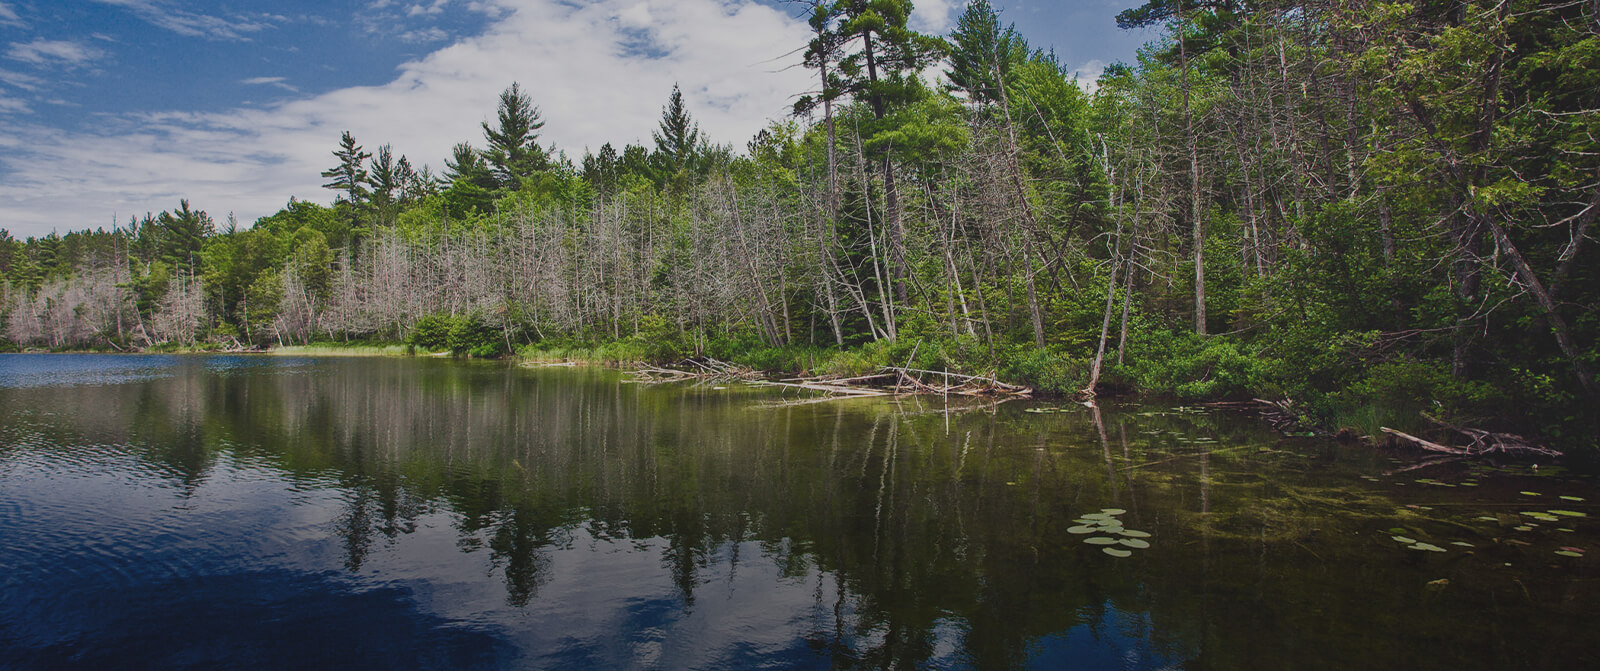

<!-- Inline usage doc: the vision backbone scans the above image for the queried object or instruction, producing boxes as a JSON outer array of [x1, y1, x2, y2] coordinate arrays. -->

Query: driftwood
[[632, 360, 1031, 401], [1381, 413, 1562, 458], [1201, 397, 1322, 435]]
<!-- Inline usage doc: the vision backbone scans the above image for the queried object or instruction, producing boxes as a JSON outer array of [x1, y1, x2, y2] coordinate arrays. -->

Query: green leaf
[[1102, 548, 1133, 558], [1084, 537, 1119, 545]]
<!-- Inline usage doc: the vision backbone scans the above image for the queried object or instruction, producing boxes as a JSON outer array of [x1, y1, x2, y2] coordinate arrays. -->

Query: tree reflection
[[4, 358, 1597, 670]]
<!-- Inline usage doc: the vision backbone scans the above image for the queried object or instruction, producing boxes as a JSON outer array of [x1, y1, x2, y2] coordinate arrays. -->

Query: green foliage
[[1119, 329, 1262, 401], [448, 315, 507, 358], [1000, 346, 1086, 395], [408, 315, 456, 351], [481, 82, 548, 190], [406, 314, 507, 358]]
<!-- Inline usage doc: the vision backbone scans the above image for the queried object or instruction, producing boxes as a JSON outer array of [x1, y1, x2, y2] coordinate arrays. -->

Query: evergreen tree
[[801, 0, 948, 305], [367, 144, 401, 227], [320, 131, 371, 207], [155, 200, 213, 273], [945, 0, 1027, 105], [481, 82, 547, 191], [443, 142, 497, 215], [651, 83, 703, 182]]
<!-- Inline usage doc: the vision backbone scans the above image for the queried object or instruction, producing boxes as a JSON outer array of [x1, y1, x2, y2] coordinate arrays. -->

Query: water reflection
[[0, 354, 1594, 670]]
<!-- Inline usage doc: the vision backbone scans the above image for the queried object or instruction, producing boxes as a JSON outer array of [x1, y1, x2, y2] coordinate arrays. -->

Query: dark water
[[0, 354, 1595, 670]]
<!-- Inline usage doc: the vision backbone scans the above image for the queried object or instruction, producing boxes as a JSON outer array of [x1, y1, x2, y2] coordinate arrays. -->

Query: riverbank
[[5, 333, 1584, 455]]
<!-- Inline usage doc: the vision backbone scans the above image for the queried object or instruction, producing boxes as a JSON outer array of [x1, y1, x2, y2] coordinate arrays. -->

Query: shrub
[[447, 315, 507, 358], [408, 315, 455, 351]]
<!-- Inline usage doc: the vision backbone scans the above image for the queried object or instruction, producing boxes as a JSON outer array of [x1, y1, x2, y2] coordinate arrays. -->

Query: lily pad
[[1117, 530, 1152, 538], [1392, 536, 1418, 544], [1515, 525, 1534, 531], [1555, 550, 1583, 558], [1103, 548, 1133, 558], [1474, 516, 1499, 522], [1521, 491, 1542, 496], [1559, 495, 1585, 502], [1084, 537, 1119, 545], [1119, 538, 1151, 549], [1549, 510, 1588, 517], [1409, 543, 1447, 552], [1067, 526, 1099, 534], [1450, 541, 1475, 548], [1100, 508, 1127, 515]]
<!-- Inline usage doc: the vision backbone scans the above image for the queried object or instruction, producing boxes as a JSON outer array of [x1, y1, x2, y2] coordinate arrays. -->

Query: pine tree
[[155, 200, 213, 273], [946, 0, 1027, 105], [800, 0, 948, 307], [652, 84, 703, 182], [320, 131, 371, 206], [481, 82, 547, 191], [443, 142, 496, 215], [367, 144, 400, 226]]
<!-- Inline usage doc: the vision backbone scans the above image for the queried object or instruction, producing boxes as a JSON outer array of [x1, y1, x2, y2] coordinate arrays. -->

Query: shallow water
[[0, 354, 1595, 670]]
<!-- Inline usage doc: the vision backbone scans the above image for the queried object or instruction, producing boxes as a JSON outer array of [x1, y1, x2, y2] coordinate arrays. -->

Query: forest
[[1, 0, 1596, 449]]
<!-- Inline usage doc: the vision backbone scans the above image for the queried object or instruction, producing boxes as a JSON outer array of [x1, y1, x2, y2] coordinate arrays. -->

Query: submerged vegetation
[[1, 0, 1596, 449]]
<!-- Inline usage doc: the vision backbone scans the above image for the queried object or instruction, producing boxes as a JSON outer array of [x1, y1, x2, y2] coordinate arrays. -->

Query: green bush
[[1000, 346, 1086, 395], [448, 315, 507, 358], [408, 315, 455, 351]]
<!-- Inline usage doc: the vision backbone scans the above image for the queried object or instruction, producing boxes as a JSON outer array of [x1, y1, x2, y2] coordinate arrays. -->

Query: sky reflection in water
[[0, 354, 1591, 670]]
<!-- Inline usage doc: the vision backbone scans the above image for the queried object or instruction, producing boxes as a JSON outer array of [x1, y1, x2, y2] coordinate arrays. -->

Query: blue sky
[[0, 1, 1152, 238]]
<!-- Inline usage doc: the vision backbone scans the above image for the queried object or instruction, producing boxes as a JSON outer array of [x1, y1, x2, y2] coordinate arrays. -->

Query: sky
[[0, 0, 1154, 238]]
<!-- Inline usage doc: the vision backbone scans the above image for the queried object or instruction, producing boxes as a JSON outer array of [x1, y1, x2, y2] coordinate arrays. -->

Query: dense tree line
[[1, 0, 1595, 446]]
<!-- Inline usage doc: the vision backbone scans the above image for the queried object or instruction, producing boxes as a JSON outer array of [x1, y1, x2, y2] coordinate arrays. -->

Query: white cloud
[[398, 27, 450, 43], [241, 76, 298, 93], [0, 66, 45, 91], [911, 0, 959, 34], [0, 2, 23, 27], [0, 0, 816, 236], [1071, 59, 1106, 93], [89, 0, 275, 40], [5, 40, 103, 67], [407, 0, 451, 17], [0, 93, 28, 114]]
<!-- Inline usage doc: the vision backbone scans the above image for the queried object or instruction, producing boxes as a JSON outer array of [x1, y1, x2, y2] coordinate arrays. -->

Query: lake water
[[0, 354, 1594, 670]]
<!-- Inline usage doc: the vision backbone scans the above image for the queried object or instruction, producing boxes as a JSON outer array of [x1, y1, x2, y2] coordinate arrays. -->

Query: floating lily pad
[[1098, 526, 1125, 535], [1521, 491, 1542, 496], [1555, 550, 1583, 558], [1474, 516, 1499, 522], [1103, 548, 1133, 558], [1080, 513, 1112, 520], [1119, 538, 1151, 549], [1451, 541, 1475, 548], [1409, 543, 1447, 552], [1550, 510, 1587, 517], [1084, 537, 1119, 545], [1067, 526, 1099, 534], [1392, 535, 1418, 544], [1515, 525, 1534, 531], [1117, 530, 1152, 538], [1558, 528, 1576, 533], [1101, 508, 1127, 515], [1559, 546, 1585, 553], [1559, 495, 1585, 502]]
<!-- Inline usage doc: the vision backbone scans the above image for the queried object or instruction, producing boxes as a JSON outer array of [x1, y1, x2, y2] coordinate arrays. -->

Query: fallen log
[[1380, 427, 1470, 456]]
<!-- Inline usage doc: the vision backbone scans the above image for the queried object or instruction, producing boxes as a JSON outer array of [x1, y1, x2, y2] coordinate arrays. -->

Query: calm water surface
[[0, 354, 1595, 669]]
